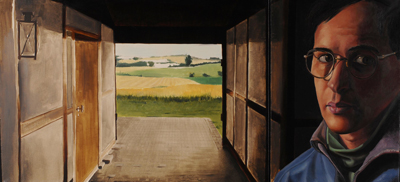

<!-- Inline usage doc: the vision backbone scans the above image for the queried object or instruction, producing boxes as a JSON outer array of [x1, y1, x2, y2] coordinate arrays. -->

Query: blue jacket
[[275, 109, 400, 182]]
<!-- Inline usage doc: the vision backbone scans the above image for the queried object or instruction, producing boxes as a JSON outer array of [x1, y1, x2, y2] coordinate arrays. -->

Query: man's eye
[[317, 55, 333, 63], [354, 56, 375, 66]]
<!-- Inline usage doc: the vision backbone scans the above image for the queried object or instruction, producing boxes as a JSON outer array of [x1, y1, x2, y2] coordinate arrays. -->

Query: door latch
[[76, 105, 84, 113]]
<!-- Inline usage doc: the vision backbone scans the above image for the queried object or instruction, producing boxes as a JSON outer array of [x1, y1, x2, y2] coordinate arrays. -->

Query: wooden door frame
[[63, 29, 77, 182], [67, 26, 101, 182]]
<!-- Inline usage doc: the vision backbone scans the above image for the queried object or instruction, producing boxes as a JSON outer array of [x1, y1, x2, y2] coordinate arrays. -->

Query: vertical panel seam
[[245, 18, 249, 167], [232, 27, 236, 147], [267, 3, 272, 181], [62, 3, 68, 182], [14, 0, 21, 179]]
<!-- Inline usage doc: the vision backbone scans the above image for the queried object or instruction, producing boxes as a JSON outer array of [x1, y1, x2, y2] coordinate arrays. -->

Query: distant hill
[[119, 55, 220, 64]]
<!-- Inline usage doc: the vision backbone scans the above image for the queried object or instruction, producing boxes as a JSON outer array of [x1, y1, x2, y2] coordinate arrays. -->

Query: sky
[[116, 44, 222, 59]]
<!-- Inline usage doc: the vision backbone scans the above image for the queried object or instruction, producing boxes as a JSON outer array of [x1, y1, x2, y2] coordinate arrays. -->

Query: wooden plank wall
[[247, 9, 267, 182], [270, 0, 289, 180], [226, 27, 235, 146], [225, 9, 267, 182], [99, 24, 116, 160], [16, 0, 65, 181], [0, 0, 19, 180]]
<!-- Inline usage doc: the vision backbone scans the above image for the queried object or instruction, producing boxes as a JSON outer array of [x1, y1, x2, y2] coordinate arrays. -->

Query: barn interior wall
[[67, 113, 74, 181], [100, 25, 116, 153], [15, 0, 64, 181], [0, 0, 19, 181], [17, 0, 64, 121], [270, 0, 289, 180], [225, 9, 267, 182], [225, 27, 235, 146], [247, 9, 267, 182], [21, 119, 64, 181], [4, 2, 118, 181], [64, 33, 76, 182]]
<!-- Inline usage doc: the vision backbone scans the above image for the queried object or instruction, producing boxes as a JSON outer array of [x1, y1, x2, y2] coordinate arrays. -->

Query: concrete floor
[[90, 117, 248, 182]]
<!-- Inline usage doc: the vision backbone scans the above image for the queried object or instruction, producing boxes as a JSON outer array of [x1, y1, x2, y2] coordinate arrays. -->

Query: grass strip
[[117, 95, 222, 135]]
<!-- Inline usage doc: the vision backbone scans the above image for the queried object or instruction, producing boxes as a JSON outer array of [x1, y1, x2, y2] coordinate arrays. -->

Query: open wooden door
[[75, 40, 99, 182]]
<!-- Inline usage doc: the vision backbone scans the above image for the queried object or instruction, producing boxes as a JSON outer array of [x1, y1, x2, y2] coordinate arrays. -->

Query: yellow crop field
[[116, 66, 156, 73], [117, 84, 222, 97], [116, 76, 199, 89]]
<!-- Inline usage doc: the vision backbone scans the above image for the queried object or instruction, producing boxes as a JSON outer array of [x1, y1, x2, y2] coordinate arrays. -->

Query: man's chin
[[324, 117, 357, 134]]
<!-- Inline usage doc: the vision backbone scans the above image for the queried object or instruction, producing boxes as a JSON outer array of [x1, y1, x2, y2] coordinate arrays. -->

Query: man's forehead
[[314, 1, 387, 51]]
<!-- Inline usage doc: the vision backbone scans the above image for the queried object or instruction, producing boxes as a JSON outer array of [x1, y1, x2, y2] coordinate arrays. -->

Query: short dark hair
[[309, 0, 400, 57]]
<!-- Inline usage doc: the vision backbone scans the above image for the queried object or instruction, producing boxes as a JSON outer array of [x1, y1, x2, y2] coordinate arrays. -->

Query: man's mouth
[[326, 102, 354, 114]]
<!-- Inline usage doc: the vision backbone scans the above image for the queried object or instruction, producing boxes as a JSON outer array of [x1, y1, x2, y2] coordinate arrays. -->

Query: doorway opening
[[115, 43, 223, 135]]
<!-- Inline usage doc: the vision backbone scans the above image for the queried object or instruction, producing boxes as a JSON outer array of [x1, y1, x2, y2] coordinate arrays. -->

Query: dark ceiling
[[58, 0, 267, 43]]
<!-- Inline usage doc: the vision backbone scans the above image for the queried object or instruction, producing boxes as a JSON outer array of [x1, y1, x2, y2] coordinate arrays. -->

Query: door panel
[[234, 97, 246, 163], [234, 19, 248, 165], [270, 119, 281, 180], [235, 20, 248, 97], [75, 40, 99, 182], [248, 9, 267, 107], [226, 94, 234, 145], [247, 107, 266, 182], [226, 27, 235, 91]]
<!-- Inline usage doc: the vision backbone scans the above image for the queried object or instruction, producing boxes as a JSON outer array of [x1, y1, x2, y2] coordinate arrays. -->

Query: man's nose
[[327, 60, 350, 93]]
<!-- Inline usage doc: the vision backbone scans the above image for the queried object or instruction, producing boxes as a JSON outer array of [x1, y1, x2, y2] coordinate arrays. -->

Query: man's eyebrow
[[348, 45, 379, 53], [313, 47, 333, 53]]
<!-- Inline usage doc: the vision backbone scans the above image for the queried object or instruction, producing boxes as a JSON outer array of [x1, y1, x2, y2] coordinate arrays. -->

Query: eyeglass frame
[[303, 47, 397, 81]]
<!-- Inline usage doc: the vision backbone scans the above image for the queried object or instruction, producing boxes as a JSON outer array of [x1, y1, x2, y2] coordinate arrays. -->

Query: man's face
[[314, 1, 400, 134]]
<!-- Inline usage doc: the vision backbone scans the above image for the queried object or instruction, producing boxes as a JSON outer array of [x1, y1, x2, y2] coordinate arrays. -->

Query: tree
[[148, 61, 154, 67], [115, 55, 122, 62], [185, 55, 192, 66]]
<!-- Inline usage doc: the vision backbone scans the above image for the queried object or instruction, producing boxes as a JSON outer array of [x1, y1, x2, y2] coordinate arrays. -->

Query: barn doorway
[[115, 44, 223, 135], [89, 44, 251, 181]]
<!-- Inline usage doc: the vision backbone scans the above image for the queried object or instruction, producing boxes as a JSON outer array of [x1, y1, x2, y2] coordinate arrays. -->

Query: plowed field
[[116, 76, 199, 89]]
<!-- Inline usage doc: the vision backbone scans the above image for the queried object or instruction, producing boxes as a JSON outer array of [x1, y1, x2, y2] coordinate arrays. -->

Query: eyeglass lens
[[306, 50, 378, 79]]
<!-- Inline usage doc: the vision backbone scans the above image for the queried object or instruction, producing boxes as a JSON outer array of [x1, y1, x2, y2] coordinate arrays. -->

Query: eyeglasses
[[304, 47, 397, 80]]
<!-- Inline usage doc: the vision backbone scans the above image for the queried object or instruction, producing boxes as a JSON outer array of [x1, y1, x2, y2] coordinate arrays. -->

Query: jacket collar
[[310, 99, 400, 155], [310, 121, 328, 153], [310, 98, 400, 174]]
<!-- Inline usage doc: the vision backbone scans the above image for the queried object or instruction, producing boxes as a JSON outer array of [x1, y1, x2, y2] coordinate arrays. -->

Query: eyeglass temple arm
[[378, 52, 397, 59], [305, 52, 397, 59]]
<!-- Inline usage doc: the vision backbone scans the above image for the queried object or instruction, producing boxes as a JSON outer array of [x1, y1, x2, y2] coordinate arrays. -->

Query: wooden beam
[[65, 26, 100, 40], [113, 27, 225, 44], [21, 107, 64, 138]]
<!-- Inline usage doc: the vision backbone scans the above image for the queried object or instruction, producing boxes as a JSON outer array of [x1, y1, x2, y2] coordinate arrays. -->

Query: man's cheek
[[314, 85, 329, 112]]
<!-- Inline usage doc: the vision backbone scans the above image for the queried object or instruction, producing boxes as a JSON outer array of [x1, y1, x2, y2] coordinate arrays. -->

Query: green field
[[116, 63, 223, 134], [187, 77, 222, 85], [117, 95, 222, 135], [119, 64, 222, 80]]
